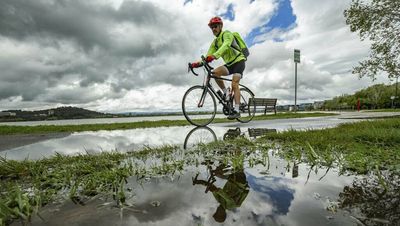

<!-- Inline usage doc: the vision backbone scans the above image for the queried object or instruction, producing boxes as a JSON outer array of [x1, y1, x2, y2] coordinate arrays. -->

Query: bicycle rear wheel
[[236, 87, 256, 123], [182, 85, 217, 126]]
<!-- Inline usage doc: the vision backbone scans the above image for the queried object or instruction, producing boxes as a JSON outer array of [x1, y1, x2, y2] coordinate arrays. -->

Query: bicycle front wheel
[[236, 87, 256, 123], [182, 85, 217, 126]]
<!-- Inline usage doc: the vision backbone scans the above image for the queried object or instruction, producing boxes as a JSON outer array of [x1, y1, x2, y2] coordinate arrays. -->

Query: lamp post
[[294, 49, 300, 112], [396, 76, 399, 108]]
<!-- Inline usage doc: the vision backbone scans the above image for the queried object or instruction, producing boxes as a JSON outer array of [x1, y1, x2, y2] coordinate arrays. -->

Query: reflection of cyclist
[[190, 16, 246, 119], [192, 157, 249, 222]]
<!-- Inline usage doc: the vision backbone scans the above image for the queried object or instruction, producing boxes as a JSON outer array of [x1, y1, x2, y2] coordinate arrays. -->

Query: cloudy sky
[[0, 0, 392, 113]]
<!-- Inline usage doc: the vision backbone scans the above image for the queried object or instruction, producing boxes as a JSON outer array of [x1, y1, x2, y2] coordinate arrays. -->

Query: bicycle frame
[[193, 56, 254, 111], [183, 55, 256, 126]]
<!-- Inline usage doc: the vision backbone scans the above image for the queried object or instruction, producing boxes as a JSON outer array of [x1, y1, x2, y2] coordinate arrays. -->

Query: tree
[[344, 0, 400, 80]]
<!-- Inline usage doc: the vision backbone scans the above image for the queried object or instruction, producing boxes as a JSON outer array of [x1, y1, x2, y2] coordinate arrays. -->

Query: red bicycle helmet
[[208, 16, 223, 26]]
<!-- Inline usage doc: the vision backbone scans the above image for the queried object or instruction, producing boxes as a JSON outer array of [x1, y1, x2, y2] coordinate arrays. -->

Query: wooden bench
[[249, 98, 277, 114]]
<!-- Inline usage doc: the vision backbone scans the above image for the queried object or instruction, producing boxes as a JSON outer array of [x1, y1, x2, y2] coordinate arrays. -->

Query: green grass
[[0, 112, 336, 135]]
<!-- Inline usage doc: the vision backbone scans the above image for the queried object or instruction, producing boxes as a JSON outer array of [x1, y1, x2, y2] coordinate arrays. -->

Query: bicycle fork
[[197, 87, 208, 107]]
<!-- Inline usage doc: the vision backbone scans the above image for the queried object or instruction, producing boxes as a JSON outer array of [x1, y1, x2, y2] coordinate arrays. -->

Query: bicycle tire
[[236, 87, 256, 123], [182, 85, 217, 126]]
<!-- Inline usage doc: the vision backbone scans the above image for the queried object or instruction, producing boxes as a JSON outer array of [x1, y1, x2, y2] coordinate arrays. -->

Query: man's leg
[[231, 73, 241, 118], [212, 66, 229, 91], [232, 74, 241, 107]]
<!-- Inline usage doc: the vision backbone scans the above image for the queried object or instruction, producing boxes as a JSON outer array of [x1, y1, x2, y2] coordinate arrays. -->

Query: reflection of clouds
[[121, 166, 354, 226], [27, 149, 358, 225], [247, 175, 295, 215], [0, 126, 230, 160], [123, 173, 282, 226], [1, 127, 194, 160], [124, 174, 219, 226], [124, 168, 316, 226]]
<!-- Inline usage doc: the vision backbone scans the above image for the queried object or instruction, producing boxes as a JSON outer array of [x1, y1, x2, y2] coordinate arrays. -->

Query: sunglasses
[[209, 24, 219, 29]]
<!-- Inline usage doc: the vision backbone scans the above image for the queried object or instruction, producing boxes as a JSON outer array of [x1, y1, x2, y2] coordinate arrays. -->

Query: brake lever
[[188, 63, 198, 76], [201, 56, 214, 71]]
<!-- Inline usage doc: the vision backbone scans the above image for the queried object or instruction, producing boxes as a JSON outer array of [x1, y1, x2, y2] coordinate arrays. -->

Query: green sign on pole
[[294, 49, 300, 112], [294, 49, 300, 63]]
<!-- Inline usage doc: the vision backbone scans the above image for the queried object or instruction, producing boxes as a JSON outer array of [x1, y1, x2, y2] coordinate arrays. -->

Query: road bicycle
[[182, 56, 256, 126]]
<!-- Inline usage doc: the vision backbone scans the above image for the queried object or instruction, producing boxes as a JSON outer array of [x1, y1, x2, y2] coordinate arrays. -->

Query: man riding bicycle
[[190, 16, 246, 119]]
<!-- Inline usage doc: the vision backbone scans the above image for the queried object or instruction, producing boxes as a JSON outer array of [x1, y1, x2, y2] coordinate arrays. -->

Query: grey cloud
[[0, 0, 185, 54], [40, 88, 104, 104], [0, 80, 47, 101], [0, 83, 22, 100], [0, 0, 110, 50], [115, 1, 167, 25], [0, 0, 197, 108]]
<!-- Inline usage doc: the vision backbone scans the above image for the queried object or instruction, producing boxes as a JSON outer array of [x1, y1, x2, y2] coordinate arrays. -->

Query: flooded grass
[[1, 118, 399, 225], [0, 146, 184, 225], [257, 118, 400, 174], [0, 112, 336, 135]]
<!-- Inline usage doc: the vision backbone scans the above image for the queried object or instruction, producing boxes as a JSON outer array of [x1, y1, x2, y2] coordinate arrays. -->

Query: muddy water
[[26, 151, 370, 226]]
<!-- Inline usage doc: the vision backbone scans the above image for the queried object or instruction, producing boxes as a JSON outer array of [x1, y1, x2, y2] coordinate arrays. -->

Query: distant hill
[[0, 106, 117, 122]]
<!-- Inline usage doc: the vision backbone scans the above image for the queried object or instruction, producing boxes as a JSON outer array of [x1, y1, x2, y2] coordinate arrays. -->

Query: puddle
[[25, 149, 383, 226], [0, 126, 276, 160]]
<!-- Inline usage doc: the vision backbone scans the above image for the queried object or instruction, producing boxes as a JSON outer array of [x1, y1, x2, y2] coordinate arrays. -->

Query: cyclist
[[190, 16, 247, 119]]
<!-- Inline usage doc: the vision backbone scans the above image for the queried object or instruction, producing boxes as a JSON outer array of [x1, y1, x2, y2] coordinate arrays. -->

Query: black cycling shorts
[[224, 60, 246, 77]]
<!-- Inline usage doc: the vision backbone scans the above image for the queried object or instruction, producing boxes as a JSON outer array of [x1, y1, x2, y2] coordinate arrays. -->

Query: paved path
[[214, 111, 400, 131]]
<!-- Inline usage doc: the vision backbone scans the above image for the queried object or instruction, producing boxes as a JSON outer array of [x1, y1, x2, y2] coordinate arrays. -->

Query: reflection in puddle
[[0, 126, 220, 160], [0, 126, 277, 160], [184, 126, 277, 149], [192, 158, 250, 223], [183, 126, 217, 149], [27, 151, 363, 226]]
